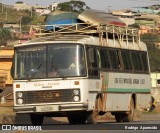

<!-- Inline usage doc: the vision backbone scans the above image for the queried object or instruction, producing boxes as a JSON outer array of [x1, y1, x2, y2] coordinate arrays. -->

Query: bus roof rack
[[29, 23, 141, 49]]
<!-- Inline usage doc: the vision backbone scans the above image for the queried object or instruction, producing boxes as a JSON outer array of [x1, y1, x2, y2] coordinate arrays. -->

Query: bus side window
[[121, 50, 132, 71], [141, 52, 149, 72], [87, 47, 98, 77], [131, 52, 143, 72], [99, 48, 110, 69], [109, 49, 121, 70]]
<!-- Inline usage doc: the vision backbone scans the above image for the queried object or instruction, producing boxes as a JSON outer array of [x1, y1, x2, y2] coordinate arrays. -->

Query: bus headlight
[[73, 89, 79, 95], [17, 92, 23, 98], [17, 99, 23, 104], [73, 96, 80, 102]]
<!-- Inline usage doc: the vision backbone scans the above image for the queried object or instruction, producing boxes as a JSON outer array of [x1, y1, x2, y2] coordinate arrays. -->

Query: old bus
[[12, 24, 151, 125]]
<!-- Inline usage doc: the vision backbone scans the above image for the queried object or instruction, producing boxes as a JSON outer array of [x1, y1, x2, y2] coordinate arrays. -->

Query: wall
[[151, 72, 160, 105], [0, 48, 14, 85]]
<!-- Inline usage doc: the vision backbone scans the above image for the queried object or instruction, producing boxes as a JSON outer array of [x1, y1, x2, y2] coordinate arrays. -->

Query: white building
[[34, 8, 51, 15], [47, 2, 59, 11], [151, 72, 160, 104], [151, 72, 160, 88], [14, 1, 32, 11]]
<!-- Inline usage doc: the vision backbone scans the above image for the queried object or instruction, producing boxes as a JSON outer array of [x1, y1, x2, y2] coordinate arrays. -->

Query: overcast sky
[[2, 0, 160, 11]]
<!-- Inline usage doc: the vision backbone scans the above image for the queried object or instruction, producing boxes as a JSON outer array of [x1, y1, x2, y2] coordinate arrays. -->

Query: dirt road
[[0, 102, 160, 124]]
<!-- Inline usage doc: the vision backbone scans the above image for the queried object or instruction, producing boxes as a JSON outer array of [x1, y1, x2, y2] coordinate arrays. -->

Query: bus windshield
[[14, 43, 86, 80]]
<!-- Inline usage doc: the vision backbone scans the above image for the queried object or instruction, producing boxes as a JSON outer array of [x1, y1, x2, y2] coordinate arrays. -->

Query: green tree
[[21, 16, 32, 25], [0, 28, 15, 46], [58, 0, 90, 13], [141, 33, 160, 72], [129, 23, 140, 29]]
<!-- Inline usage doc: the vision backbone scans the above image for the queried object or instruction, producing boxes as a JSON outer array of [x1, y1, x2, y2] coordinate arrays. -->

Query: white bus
[[12, 24, 151, 125]]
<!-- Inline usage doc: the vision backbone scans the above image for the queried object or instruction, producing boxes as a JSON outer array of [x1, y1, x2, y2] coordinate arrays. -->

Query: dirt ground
[[152, 105, 160, 113], [0, 102, 114, 124], [0, 102, 159, 124]]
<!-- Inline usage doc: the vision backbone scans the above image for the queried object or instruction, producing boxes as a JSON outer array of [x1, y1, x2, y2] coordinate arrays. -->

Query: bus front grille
[[23, 89, 72, 104]]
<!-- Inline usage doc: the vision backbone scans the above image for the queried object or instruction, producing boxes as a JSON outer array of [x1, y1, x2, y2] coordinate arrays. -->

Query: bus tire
[[87, 111, 98, 124], [123, 98, 135, 122], [67, 115, 78, 124], [30, 114, 44, 125], [78, 115, 87, 124], [115, 114, 123, 122], [67, 114, 87, 124]]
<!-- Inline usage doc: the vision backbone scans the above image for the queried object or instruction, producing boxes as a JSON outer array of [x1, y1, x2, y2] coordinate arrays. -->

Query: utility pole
[[30, 7, 33, 17], [5, 7, 7, 21], [107, 6, 112, 13], [20, 16, 22, 33], [1, 0, 4, 14]]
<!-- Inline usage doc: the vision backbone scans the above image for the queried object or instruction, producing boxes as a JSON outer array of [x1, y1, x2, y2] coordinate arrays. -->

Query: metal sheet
[[78, 9, 126, 26]]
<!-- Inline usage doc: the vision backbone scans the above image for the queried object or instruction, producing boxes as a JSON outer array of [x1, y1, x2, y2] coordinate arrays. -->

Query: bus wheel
[[67, 115, 77, 124], [78, 115, 87, 124], [115, 114, 123, 122], [87, 111, 98, 124], [123, 98, 135, 122], [67, 114, 87, 124], [30, 114, 44, 125]]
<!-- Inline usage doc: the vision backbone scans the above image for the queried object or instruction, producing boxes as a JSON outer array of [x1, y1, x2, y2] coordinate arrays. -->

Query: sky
[[1, 0, 160, 11]]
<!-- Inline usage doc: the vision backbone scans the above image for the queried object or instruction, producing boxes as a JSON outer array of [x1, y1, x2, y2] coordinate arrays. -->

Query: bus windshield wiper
[[51, 65, 67, 80]]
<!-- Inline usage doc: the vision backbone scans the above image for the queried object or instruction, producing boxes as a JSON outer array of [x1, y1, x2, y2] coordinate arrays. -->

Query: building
[[34, 7, 51, 15], [47, 2, 59, 11], [0, 46, 14, 86], [151, 72, 160, 104], [138, 25, 160, 35], [133, 4, 160, 14], [151, 72, 160, 88], [138, 25, 150, 34], [14, 1, 32, 11]]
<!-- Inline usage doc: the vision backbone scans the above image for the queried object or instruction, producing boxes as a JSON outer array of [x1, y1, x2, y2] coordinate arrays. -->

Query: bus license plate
[[36, 105, 58, 112]]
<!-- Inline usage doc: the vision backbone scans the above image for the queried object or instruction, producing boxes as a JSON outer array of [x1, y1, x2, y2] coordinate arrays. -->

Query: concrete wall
[[0, 48, 14, 85], [151, 73, 160, 88]]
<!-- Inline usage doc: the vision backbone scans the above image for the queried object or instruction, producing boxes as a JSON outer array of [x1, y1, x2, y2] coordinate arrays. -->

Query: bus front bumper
[[13, 103, 88, 113]]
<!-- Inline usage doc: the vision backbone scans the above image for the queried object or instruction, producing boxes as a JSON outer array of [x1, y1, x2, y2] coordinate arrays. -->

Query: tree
[[0, 28, 16, 46], [129, 23, 140, 29], [58, 0, 90, 13], [141, 33, 160, 72], [21, 16, 32, 25]]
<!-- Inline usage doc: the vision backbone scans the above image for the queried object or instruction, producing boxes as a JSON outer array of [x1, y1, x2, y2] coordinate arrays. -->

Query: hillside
[[0, 3, 45, 24]]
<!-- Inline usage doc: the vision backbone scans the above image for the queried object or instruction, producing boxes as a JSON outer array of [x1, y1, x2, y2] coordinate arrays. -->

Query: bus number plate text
[[36, 105, 58, 112]]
